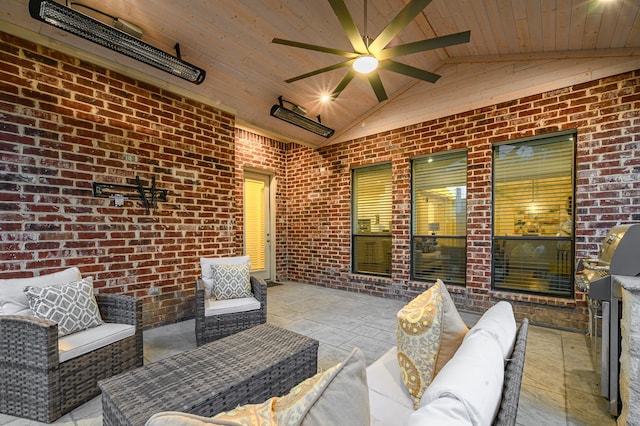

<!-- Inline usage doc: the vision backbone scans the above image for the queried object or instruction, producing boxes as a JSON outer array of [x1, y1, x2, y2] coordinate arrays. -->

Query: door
[[244, 171, 274, 281]]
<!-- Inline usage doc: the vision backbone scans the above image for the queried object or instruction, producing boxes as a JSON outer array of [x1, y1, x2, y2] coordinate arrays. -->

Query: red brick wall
[[0, 32, 239, 327], [2, 31, 638, 331], [284, 71, 640, 331]]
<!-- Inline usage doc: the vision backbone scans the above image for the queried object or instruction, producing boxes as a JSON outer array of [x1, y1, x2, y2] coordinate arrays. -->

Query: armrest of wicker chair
[[95, 294, 143, 367], [195, 278, 207, 314], [95, 294, 141, 325], [0, 315, 59, 367], [0, 315, 61, 421], [250, 275, 268, 305]]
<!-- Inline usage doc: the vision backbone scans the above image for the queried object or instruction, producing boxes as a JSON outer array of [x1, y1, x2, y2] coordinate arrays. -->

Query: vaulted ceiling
[[2, 0, 640, 148]]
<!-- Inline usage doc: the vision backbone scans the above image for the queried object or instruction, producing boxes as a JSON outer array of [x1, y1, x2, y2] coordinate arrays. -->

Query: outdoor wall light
[[28, 0, 206, 84], [270, 96, 335, 138]]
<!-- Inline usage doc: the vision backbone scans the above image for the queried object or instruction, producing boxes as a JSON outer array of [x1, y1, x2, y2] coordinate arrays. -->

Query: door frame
[[244, 168, 276, 282]]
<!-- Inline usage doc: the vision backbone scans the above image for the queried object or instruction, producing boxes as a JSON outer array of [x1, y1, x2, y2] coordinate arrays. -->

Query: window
[[411, 151, 467, 285], [352, 164, 392, 276], [493, 133, 575, 297]]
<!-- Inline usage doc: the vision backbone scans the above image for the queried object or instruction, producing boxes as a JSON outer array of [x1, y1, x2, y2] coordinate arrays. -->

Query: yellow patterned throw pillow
[[396, 279, 468, 409], [210, 347, 369, 426]]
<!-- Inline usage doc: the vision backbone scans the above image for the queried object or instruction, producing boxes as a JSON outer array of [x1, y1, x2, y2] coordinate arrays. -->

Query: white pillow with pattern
[[211, 262, 252, 300], [24, 277, 104, 337]]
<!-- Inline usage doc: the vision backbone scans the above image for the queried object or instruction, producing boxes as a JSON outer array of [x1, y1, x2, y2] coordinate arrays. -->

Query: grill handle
[[582, 259, 610, 272]]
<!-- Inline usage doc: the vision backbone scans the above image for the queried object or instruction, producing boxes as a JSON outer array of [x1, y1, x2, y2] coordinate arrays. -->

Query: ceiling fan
[[272, 0, 470, 103]]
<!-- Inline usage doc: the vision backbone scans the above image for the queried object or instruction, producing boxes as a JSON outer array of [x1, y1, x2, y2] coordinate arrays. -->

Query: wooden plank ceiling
[[2, 0, 640, 148]]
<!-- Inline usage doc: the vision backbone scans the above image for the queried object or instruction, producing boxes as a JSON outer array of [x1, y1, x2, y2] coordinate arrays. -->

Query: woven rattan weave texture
[[495, 318, 529, 426], [0, 294, 143, 423], [99, 323, 319, 426]]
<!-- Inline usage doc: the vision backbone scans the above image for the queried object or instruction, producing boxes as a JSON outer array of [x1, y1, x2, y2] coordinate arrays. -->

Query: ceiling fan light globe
[[353, 55, 378, 74]]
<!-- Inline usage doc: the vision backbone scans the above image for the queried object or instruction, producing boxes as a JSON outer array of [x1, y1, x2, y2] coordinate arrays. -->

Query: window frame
[[351, 163, 393, 277], [491, 131, 576, 298], [410, 150, 467, 285]]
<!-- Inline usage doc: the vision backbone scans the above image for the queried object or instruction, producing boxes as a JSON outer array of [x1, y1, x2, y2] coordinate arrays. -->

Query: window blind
[[411, 151, 467, 285], [352, 164, 392, 276], [244, 178, 266, 271], [492, 134, 575, 297]]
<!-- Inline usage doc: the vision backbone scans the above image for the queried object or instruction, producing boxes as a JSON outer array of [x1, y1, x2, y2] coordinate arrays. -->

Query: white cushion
[[200, 256, 250, 298], [464, 301, 516, 359], [369, 386, 414, 426], [24, 277, 103, 337], [366, 347, 414, 426], [367, 347, 413, 409], [58, 322, 135, 362], [408, 396, 472, 426], [204, 296, 260, 316], [0, 267, 82, 316], [420, 330, 505, 426]]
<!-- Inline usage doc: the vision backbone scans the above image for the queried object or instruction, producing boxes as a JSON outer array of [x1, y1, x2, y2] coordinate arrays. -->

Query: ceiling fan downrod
[[354, 0, 378, 73]]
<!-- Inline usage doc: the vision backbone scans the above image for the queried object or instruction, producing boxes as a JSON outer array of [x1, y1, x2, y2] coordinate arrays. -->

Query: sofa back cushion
[[418, 329, 505, 426], [464, 300, 516, 358], [415, 301, 518, 426], [0, 267, 82, 316], [396, 279, 468, 409]]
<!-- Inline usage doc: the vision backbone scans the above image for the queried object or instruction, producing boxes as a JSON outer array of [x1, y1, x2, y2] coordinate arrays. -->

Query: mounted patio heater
[[28, 0, 206, 84]]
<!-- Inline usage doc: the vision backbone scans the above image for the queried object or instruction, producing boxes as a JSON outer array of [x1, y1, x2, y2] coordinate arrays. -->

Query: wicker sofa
[[0, 267, 143, 423], [367, 303, 529, 426]]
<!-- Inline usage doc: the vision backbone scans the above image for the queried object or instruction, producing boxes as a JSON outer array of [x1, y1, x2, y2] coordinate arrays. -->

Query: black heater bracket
[[93, 176, 167, 212]]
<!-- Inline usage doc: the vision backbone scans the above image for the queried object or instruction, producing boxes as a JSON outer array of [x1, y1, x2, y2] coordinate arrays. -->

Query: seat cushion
[[24, 277, 103, 337], [0, 267, 82, 316], [204, 296, 261, 316], [396, 279, 468, 408], [200, 256, 250, 299], [366, 347, 414, 426], [58, 322, 136, 362]]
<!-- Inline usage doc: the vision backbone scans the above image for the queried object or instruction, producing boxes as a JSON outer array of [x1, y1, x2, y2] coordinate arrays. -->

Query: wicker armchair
[[0, 294, 143, 423], [195, 275, 267, 346]]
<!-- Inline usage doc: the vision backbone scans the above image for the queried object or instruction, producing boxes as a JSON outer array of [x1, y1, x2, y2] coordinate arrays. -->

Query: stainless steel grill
[[576, 223, 640, 416]]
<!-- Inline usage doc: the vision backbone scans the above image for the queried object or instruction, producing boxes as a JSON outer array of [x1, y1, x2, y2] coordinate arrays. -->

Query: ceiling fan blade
[[377, 31, 471, 60], [368, 0, 433, 54], [380, 60, 440, 83], [368, 73, 388, 102], [327, 0, 368, 53], [272, 38, 359, 58], [285, 59, 356, 83], [331, 68, 356, 100]]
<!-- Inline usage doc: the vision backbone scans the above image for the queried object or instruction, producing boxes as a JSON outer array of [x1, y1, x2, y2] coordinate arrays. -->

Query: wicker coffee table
[[98, 323, 319, 426]]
